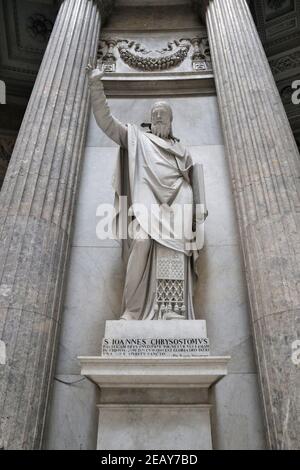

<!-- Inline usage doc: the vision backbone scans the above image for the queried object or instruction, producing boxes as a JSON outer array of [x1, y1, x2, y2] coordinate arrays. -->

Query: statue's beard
[[151, 123, 171, 139]]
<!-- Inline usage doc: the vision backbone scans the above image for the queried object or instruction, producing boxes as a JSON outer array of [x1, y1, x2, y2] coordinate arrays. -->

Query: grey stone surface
[[80, 353, 229, 450], [86, 96, 224, 147], [55, 246, 124, 375], [100, 387, 209, 404], [43, 374, 100, 450], [189, 145, 240, 247], [205, 0, 300, 449], [211, 373, 266, 450], [72, 146, 120, 248], [0, 0, 103, 450], [104, 319, 207, 337], [97, 405, 212, 450], [79, 355, 230, 387], [195, 245, 254, 365]]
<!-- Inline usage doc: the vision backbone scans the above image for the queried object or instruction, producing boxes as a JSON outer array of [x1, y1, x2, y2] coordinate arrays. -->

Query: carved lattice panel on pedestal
[[154, 246, 186, 320]]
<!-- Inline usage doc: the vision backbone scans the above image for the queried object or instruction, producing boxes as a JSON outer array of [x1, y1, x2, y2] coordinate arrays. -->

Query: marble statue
[[86, 60, 207, 321]]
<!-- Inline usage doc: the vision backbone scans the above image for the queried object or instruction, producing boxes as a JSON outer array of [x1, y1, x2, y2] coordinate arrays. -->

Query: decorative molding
[[12, 0, 57, 54], [279, 84, 293, 104], [0, 65, 37, 76], [100, 39, 117, 72], [118, 39, 190, 71], [267, 0, 287, 8], [266, 17, 297, 37], [101, 73, 215, 97], [0, 0, 59, 94], [267, 29, 300, 47], [264, 0, 295, 21], [251, 0, 300, 151], [269, 49, 300, 74], [251, 0, 299, 48], [26, 14, 54, 43], [98, 37, 211, 73], [191, 37, 211, 71]]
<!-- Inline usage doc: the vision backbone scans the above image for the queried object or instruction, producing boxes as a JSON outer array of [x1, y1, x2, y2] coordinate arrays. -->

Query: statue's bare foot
[[162, 311, 185, 320], [120, 312, 136, 321]]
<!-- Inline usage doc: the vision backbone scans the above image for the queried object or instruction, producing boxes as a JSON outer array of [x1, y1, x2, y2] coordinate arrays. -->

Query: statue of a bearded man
[[86, 61, 207, 321]]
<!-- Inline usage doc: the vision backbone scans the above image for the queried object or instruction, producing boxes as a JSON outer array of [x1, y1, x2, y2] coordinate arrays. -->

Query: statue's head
[[150, 101, 173, 139]]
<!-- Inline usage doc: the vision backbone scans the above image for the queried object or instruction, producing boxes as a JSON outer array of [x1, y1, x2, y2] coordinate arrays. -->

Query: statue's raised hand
[[86, 58, 104, 85]]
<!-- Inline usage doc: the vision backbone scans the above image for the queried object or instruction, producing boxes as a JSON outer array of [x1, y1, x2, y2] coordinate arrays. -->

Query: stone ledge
[[103, 72, 215, 96], [97, 404, 212, 409], [78, 356, 231, 388]]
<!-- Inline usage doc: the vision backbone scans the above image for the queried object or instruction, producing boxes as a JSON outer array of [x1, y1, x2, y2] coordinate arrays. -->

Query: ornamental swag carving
[[98, 37, 211, 72]]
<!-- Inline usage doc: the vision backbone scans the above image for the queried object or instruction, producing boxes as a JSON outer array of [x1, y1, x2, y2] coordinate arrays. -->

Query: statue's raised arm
[[86, 59, 128, 148]]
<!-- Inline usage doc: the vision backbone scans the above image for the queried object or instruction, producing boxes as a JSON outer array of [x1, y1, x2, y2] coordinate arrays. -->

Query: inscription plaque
[[102, 337, 210, 357]]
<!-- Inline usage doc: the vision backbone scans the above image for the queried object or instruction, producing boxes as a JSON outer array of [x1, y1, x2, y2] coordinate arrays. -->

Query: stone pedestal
[[79, 320, 230, 450], [97, 402, 212, 450]]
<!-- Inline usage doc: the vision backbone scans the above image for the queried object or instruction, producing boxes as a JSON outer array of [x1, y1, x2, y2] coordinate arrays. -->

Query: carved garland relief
[[97, 37, 212, 72]]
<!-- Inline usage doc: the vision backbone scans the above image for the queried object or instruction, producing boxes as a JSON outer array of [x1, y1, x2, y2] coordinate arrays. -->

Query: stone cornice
[[95, 1, 208, 25]]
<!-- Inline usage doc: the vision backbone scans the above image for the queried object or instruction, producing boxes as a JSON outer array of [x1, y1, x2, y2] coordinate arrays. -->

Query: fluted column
[[200, 0, 300, 449], [0, 0, 113, 450]]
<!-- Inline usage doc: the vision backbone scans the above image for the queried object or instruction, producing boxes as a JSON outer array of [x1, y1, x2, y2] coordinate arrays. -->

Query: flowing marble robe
[[90, 78, 204, 320]]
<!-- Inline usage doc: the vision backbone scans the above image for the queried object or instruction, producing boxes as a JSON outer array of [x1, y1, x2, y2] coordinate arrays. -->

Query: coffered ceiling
[[0, 0, 59, 102], [250, 0, 300, 148]]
